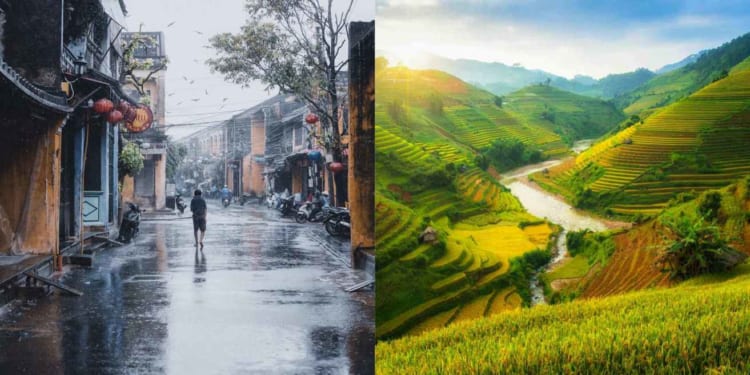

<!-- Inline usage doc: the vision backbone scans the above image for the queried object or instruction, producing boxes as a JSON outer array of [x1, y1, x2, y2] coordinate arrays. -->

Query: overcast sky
[[124, 0, 374, 139], [377, 0, 750, 79]]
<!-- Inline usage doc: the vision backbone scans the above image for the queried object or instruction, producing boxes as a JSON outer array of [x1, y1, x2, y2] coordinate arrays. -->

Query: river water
[[500, 139, 610, 305]]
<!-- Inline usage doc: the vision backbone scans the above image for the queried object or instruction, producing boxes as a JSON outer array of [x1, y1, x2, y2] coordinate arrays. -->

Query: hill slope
[[505, 85, 625, 144], [539, 56, 750, 217], [375, 64, 565, 339], [376, 260, 750, 374], [616, 32, 750, 115], [544, 178, 750, 301]]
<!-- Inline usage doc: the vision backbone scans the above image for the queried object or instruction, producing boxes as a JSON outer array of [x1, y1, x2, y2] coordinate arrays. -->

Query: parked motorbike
[[240, 193, 265, 206], [295, 201, 327, 223], [277, 196, 298, 217], [267, 193, 280, 209], [324, 207, 350, 237], [118, 202, 142, 243], [175, 194, 186, 215], [239, 193, 251, 206]]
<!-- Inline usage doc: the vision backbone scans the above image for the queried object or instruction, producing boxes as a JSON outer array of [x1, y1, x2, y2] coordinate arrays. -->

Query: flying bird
[[168, 92, 175, 96], [192, 98, 200, 102], [177, 101, 183, 105], [193, 30, 203, 35], [189, 80, 195, 84], [182, 76, 188, 81], [222, 98, 228, 102], [205, 89, 209, 95], [167, 21, 176, 27]]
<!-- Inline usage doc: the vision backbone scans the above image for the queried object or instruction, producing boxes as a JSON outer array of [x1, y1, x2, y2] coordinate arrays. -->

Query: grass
[[376, 262, 750, 374], [546, 255, 591, 280]]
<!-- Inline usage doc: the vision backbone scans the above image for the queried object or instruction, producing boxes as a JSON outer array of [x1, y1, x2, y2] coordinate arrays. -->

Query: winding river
[[500, 139, 618, 305]]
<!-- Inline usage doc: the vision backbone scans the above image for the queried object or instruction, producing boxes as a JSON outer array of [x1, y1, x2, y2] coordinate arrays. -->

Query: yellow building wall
[[0, 121, 63, 255]]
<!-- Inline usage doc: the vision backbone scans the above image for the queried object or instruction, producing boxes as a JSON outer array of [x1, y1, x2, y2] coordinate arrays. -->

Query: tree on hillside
[[493, 95, 503, 108], [657, 213, 747, 280], [207, 0, 354, 161]]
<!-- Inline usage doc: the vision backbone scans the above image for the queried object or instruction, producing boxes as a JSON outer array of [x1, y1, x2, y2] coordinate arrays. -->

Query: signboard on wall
[[83, 192, 103, 223]]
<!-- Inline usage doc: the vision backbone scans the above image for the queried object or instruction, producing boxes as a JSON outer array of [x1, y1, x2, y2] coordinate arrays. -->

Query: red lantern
[[305, 113, 319, 124], [106, 110, 123, 123], [117, 101, 131, 114], [123, 107, 137, 122], [329, 162, 345, 173], [93, 98, 114, 113]]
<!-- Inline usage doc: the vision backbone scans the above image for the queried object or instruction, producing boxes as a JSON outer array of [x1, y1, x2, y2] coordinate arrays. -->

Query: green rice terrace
[[377, 262, 750, 374], [378, 177, 750, 374], [615, 32, 750, 116], [374, 62, 624, 340], [535, 56, 750, 218], [376, 25, 750, 375], [505, 84, 625, 145]]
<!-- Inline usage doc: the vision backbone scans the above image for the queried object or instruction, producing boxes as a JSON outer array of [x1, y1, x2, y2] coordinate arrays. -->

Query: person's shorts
[[193, 216, 206, 232]]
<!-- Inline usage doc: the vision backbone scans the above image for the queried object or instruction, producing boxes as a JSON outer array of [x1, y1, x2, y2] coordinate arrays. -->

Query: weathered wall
[[249, 113, 266, 194], [1, 0, 62, 87], [291, 165, 303, 194], [347, 22, 375, 256], [121, 175, 135, 203], [0, 118, 64, 255], [0, 10, 6, 59]]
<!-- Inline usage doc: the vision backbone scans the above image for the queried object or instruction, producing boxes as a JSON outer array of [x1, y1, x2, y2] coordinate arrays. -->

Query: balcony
[[139, 142, 167, 155]]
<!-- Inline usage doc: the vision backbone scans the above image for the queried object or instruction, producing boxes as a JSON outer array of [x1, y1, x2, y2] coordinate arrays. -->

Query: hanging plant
[[119, 142, 144, 178]]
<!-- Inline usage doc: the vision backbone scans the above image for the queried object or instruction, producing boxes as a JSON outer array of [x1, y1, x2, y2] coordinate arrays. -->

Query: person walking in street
[[190, 189, 208, 249]]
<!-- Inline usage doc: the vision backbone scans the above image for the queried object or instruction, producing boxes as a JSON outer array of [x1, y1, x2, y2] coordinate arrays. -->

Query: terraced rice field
[[443, 105, 565, 153], [451, 293, 495, 323], [375, 64, 569, 339], [486, 288, 522, 315], [456, 168, 523, 212], [376, 125, 434, 166], [582, 227, 670, 298], [565, 61, 750, 215], [404, 307, 459, 337], [377, 263, 750, 374], [417, 142, 470, 164]]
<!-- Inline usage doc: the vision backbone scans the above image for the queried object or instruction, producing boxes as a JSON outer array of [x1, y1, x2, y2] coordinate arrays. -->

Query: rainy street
[[0, 202, 374, 374]]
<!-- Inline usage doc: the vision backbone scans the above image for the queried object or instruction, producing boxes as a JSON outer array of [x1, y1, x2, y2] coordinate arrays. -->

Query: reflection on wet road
[[0, 202, 374, 374]]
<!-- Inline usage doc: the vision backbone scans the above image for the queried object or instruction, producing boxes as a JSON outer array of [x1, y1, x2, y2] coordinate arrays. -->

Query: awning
[[101, 0, 128, 28]]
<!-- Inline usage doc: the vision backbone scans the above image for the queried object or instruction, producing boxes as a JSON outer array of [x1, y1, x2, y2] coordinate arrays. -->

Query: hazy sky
[[377, 0, 750, 79], [124, 0, 374, 139]]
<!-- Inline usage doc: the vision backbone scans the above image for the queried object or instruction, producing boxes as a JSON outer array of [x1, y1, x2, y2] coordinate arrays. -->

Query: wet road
[[0, 201, 374, 374]]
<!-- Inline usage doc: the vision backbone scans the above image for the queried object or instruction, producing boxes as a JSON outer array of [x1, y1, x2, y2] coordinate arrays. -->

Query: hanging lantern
[[106, 110, 123, 123], [123, 107, 137, 122], [125, 105, 154, 133], [117, 100, 131, 114], [93, 98, 114, 113], [305, 113, 319, 124], [329, 162, 345, 173], [307, 150, 322, 161]]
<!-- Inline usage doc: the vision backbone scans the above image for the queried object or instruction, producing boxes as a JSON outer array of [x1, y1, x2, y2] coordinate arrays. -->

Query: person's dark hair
[[194, 189, 202, 196]]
